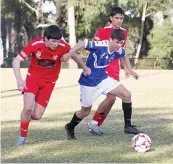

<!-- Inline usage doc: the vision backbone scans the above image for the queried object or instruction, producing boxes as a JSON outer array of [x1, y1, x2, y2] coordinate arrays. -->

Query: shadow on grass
[[1, 107, 173, 163]]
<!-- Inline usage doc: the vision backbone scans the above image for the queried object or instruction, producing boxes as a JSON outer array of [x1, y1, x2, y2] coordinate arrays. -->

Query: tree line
[[1, 0, 173, 69]]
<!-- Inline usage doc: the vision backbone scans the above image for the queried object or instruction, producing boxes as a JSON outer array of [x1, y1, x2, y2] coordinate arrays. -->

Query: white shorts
[[80, 76, 121, 107]]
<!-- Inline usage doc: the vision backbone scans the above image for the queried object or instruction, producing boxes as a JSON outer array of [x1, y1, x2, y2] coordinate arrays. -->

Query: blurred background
[[1, 0, 173, 69]]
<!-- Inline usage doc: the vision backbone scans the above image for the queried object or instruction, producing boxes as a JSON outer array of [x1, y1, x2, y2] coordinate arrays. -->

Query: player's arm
[[61, 40, 91, 76], [12, 42, 33, 90], [12, 55, 27, 91], [120, 56, 139, 79], [120, 30, 129, 72], [71, 54, 91, 76], [61, 39, 105, 62], [60, 40, 85, 62], [71, 40, 91, 76]]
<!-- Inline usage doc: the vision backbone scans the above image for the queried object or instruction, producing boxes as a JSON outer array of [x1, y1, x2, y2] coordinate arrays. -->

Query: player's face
[[111, 38, 124, 51], [44, 38, 60, 50], [110, 14, 124, 28]]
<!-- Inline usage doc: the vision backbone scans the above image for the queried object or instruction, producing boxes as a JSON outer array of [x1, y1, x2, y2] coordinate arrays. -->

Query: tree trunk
[[67, 5, 78, 69], [134, 3, 148, 68], [5, 25, 9, 58], [0, 38, 4, 66]]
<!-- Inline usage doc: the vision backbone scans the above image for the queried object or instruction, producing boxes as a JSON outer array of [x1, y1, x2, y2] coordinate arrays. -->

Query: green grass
[[1, 70, 173, 163]]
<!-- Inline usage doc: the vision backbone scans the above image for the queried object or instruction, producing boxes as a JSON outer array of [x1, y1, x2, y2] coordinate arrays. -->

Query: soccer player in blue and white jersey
[[61, 29, 141, 140]]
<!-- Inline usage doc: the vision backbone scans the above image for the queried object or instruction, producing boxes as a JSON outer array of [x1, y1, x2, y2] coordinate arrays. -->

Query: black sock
[[122, 102, 132, 128], [67, 112, 82, 129]]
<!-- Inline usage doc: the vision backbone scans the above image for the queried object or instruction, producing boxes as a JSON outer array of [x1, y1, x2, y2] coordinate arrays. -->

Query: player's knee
[[79, 106, 91, 118], [107, 95, 116, 103], [31, 113, 42, 120], [22, 107, 32, 116], [31, 106, 45, 120], [82, 109, 90, 117], [124, 91, 131, 101]]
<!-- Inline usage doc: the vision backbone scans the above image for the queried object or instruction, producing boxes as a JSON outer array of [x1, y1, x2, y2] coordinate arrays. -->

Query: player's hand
[[17, 78, 27, 91], [83, 67, 91, 76], [60, 54, 71, 62], [130, 70, 139, 80], [124, 69, 131, 78]]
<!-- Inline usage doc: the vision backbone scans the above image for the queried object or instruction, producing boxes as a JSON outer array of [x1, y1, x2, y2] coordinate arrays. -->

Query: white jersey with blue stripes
[[78, 39, 126, 86]]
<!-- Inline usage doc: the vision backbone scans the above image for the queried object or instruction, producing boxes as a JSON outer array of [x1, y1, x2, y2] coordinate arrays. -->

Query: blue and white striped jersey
[[78, 39, 126, 86]]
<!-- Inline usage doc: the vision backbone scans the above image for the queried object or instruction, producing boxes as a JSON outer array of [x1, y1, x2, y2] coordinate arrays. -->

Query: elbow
[[71, 54, 77, 60]]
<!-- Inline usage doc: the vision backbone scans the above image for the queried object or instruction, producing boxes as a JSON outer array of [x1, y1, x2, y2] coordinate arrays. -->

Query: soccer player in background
[[88, 7, 140, 135], [62, 29, 140, 140], [12, 25, 88, 146]]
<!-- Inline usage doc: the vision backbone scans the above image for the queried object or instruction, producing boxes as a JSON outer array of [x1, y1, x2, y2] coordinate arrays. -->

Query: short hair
[[110, 7, 125, 17], [44, 25, 62, 40], [110, 29, 125, 41]]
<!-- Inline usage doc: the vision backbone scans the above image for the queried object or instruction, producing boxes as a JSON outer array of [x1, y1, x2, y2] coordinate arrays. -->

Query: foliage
[[148, 18, 173, 58], [147, 17, 173, 69], [1, 0, 173, 68], [67, 0, 118, 39]]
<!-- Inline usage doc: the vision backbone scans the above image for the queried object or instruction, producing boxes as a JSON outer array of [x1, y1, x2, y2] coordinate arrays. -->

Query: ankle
[[91, 120, 98, 125]]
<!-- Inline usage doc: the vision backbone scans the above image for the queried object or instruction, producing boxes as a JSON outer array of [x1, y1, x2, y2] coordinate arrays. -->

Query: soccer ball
[[131, 133, 151, 152]]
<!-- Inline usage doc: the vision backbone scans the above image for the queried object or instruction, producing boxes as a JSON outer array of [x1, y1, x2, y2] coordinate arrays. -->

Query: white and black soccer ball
[[131, 133, 151, 152]]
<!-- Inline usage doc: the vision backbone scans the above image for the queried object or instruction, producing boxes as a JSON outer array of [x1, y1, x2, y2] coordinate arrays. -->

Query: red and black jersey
[[19, 37, 71, 82]]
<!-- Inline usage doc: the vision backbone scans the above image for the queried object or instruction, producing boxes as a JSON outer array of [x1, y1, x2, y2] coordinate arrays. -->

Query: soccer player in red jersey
[[88, 7, 141, 135], [12, 25, 86, 146]]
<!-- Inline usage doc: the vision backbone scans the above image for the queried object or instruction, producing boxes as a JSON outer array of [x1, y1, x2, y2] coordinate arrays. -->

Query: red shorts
[[106, 59, 120, 81], [23, 75, 55, 108]]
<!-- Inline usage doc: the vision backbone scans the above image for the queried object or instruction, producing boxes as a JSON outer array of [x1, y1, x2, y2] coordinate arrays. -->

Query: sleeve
[[120, 48, 126, 57], [93, 28, 105, 41], [18, 40, 36, 60], [84, 39, 108, 51], [63, 42, 71, 54]]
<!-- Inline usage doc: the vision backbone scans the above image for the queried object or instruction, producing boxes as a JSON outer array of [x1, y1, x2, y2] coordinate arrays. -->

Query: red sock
[[20, 121, 30, 137], [92, 111, 105, 127]]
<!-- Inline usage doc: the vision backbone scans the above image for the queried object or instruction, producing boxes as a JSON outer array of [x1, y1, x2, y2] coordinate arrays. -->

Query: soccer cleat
[[65, 124, 76, 140], [124, 126, 142, 134], [88, 122, 104, 136], [131, 125, 137, 128], [15, 136, 26, 146]]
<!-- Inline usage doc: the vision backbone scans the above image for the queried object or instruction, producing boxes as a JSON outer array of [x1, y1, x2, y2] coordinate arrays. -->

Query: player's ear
[[110, 16, 113, 22]]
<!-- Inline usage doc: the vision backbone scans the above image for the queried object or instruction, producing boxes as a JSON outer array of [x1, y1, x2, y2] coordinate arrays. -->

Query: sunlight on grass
[[1, 70, 173, 163]]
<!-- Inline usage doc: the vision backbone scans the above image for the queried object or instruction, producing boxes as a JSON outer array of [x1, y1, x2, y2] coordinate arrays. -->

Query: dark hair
[[44, 25, 62, 40], [110, 7, 125, 17], [110, 29, 125, 41]]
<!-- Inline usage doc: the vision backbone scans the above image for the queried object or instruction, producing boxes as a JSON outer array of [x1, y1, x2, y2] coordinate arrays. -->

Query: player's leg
[[16, 92, 36, 146], [65, 106, 92, 140], [65, 85, 103, 139], [88, 77, 118, 135], [31, 82, 55, 120], [91, 94, 116, 127], [108, 84, 142, 134], [31, 103, 46, 120], [16, 75, 39, 146]]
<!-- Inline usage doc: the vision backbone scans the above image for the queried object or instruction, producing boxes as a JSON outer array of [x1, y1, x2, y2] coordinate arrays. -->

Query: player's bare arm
[[12, 55, 27, 90], [71, 54, 91, 76], [120, 56, 139, 79], [120, 59, 131, 78], [60, 40, 85, 62]]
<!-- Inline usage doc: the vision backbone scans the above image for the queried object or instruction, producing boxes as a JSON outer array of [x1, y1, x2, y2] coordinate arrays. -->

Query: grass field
[[1, 69, 173, 163]]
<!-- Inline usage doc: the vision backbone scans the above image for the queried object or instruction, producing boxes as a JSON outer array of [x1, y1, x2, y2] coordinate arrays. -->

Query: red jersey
[[94, 25, 128, 80], [19, 37, 70, 82]]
